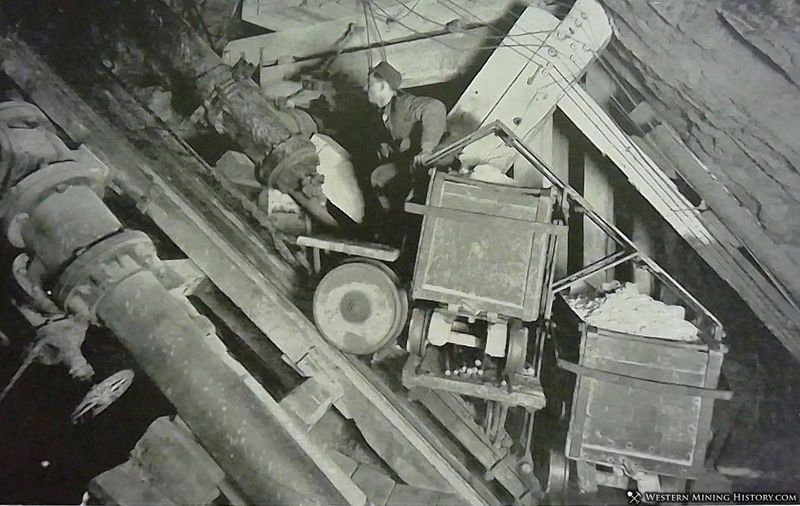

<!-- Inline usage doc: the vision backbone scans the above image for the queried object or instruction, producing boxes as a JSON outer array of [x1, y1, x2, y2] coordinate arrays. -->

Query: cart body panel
[[410, 173, 560, 322], [565, 325, 725, 478]]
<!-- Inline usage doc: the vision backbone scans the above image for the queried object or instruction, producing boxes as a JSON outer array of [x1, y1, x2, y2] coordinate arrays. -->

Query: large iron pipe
[[21, 184, 121, 271], [94, 269, 349, 505], [0, 106, 350, 504]]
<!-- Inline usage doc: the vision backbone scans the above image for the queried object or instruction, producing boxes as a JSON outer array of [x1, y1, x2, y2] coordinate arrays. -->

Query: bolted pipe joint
[[0, 159, 111, 252]]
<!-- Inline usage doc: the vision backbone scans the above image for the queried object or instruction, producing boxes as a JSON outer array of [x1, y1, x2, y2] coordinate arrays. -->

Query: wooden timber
[[582, 151, 615, 285], [552, 118, 570, 278], [240, 0, 528, 32], [448, 0, 613, 175], [242, 0, 369, 30], [226, 0, 517, 67], [581, 67, 617, 286], [0, 37, 499, 506], [260, 27, 494, 89]]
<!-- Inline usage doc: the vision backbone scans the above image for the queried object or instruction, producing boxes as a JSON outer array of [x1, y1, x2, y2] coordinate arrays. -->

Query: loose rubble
[[566, 282, 700, 342]]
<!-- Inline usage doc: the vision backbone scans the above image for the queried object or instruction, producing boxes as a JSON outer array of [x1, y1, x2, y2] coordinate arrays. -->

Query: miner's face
[[366, 75, 393, 108]]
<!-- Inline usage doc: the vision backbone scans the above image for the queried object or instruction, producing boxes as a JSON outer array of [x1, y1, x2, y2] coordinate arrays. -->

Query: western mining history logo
[[627, 490, 799, 505]]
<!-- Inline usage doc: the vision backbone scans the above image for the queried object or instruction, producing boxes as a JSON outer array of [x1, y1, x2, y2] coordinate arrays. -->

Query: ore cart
[[548, 293, 732, 495], [400, 170, 566, 410]]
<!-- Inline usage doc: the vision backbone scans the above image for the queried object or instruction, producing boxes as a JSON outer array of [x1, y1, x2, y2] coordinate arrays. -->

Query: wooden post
[[582, 151, 615, 286], [632, 214, 656, 296], [582, 67, 616, 286], [552, 116, 571, 278], [516, 114, 553, 187]]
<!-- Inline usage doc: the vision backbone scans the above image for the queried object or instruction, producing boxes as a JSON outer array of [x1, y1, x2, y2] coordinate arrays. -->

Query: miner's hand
[[413, 150, 433, 169], [377, 142, 392, 160]]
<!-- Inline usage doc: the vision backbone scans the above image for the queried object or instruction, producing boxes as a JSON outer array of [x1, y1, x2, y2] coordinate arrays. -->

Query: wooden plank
[[449, 0, 613, 173], [351, 464, 397, 506], [581, 66, 615, 286], [242, 0, 372, 30], [1, 39, 496, 506], [260, 28, 494, 89], [516, 114, 552, 187], [130, 417, 225, 505], [632, 216, 656, 296], [89, 460, 176, 506], [227, 0, 515, 66], [582, 152, 615, 285], [279, 376, 336, 427], [557, 85, 800, 359], [552, 119, 570, 278]]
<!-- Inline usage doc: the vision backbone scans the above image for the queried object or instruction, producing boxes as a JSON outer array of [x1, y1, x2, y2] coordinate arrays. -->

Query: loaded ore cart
[[400, 170, 565, 408], [395, 123, 570, 504], [398, 122, 731, 500]]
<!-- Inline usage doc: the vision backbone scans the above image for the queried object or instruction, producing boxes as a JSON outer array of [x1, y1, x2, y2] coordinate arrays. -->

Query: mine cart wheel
[[407, 306, 432, 357], [543, 449, 570, 501], [505, 319, 529, 376], [313, 260, 408, 355]]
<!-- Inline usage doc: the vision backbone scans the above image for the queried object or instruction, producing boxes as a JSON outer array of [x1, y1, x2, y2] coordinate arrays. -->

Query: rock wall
[[598, 0, 800, 263]]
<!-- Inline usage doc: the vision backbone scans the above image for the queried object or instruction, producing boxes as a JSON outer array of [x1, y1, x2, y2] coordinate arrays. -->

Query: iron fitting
[[1, 159, 109, 248], [54, 229, 157, 321]]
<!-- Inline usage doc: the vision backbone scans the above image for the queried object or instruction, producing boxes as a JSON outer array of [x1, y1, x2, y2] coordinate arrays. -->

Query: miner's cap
[[370, 61, 402, 90]]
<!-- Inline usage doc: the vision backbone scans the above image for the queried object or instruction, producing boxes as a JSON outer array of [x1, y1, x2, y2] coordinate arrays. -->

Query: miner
[[366, 61, 448, 214]]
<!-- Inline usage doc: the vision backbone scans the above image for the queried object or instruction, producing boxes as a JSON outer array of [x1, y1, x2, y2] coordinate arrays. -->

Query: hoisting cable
[[362, 0, 374, 69]]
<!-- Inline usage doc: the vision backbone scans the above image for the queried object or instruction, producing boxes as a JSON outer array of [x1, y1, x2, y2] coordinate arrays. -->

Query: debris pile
[[566, 282, 700, 342]]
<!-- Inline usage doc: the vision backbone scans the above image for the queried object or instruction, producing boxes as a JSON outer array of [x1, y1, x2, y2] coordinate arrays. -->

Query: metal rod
[[552, 250, 640, 292]]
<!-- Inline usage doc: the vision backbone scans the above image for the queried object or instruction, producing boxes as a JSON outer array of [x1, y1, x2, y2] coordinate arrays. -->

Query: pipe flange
[[0, 160, 109, 247], [0, 101, 56, 131], [55, 230, 156, 319]]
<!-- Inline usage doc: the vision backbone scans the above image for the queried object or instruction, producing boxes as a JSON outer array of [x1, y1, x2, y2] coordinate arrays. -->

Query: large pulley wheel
[[313, 260, 408, 355], [504, 318, 528, 376], [406, 306, 432, 357]]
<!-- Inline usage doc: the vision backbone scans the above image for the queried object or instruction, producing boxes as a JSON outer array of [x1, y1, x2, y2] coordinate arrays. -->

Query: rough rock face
[[599, 0, 800, 261], [718, 0, 800, 88]]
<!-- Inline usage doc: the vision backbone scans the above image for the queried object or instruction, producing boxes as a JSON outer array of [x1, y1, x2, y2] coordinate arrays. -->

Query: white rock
[[310, 134, 365, 224], [567, 282, 700, 342]]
